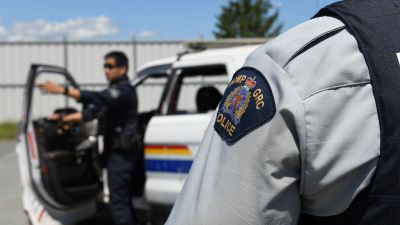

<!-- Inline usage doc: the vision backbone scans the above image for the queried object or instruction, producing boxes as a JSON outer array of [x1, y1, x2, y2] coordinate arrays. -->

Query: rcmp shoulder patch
[[214, 67, 276, 144], [109, 88, 120, 99]]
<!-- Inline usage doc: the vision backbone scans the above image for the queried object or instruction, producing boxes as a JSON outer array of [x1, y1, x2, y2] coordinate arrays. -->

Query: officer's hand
[[48, 113, 62, 121], [37, 81, 64, 95]]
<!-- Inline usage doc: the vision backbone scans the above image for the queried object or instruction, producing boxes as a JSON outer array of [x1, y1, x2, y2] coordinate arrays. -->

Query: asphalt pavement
[[0, 141, 26, 225]]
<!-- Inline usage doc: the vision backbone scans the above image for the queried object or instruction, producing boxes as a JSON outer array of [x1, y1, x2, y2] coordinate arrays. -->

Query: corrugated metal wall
[[0, 41, 185, 122]]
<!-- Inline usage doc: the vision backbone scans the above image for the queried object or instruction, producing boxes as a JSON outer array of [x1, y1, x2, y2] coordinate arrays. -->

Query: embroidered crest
[[222, 77, 256, 125], [214, 67, 276, 144]]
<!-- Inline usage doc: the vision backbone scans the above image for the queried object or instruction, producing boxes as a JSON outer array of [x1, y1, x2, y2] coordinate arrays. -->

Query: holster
[[111, 124, 141, 149]]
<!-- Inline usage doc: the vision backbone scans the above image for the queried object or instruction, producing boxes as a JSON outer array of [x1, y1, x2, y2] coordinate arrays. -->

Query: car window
[[136, 74, 168, 113], [32, 72, 79, 119], [168, 65, 228, 114]]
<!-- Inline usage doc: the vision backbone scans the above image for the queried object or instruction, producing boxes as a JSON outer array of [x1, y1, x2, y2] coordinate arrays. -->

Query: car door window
[[31, 72, 79, 119], [136, 75, 168, 113], [168, 65, 228, 114]]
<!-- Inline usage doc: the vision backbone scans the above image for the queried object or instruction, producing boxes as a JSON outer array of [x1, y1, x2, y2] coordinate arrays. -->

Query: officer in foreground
[[166, 0, 400, 224], [39, 51, 144, 225]]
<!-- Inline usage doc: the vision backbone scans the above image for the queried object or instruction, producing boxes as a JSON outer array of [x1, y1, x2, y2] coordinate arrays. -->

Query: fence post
[[63, 35, 69, 107], [132, 35, 138, 79]]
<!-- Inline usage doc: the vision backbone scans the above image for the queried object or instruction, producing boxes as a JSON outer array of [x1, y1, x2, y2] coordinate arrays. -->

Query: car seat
[[196, 86, 222, 113]]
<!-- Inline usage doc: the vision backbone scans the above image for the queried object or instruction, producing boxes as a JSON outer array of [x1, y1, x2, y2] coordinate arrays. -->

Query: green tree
[[214, 0, 283, 38]]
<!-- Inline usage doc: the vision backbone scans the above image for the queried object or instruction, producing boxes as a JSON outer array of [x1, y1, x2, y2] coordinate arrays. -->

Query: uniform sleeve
[[96, 85, 133, 108], [79, 90, 107, 122], [166, 49, 306, 225], [79, 90, 99, 104], [79, 86, 135, 122], [80, 85, 133, 107]]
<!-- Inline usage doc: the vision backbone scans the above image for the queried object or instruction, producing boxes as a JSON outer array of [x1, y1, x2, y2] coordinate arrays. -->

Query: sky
[[0, 0, 337, 41]]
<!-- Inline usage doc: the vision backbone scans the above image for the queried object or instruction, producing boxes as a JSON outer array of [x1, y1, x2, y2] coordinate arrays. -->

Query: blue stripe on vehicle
[[145, 159, 193, 173]]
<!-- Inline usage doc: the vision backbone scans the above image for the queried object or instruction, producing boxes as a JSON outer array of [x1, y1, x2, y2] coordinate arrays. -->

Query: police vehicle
[[16, 45, 257, 225]]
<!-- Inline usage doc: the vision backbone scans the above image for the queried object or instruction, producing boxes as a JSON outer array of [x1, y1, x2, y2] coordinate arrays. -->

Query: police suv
[[16, 45, 258, 225]]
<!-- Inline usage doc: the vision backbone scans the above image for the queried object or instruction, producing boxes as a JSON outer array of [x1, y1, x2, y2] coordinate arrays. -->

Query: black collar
[[110, 75, 129, 85]]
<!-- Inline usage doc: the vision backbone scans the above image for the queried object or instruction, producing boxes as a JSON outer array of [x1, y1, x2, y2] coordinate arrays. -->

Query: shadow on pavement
[[76, 203, 171, 225]]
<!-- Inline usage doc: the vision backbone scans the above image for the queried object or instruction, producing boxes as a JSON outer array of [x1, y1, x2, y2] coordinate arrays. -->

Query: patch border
[[214, 66, 276, 145]]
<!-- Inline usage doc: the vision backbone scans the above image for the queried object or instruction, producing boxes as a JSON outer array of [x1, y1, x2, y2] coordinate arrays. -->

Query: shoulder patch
[[214, 67, 276, 144], [109, 88, 120, 99]]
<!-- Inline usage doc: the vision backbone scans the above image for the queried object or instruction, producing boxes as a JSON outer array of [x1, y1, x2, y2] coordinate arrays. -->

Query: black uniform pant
[[107, 148, 136, 225]]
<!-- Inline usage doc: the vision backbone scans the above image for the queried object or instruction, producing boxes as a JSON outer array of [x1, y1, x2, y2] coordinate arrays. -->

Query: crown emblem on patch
[[222, 76, 257, 125], [244, 77, 257, 89]]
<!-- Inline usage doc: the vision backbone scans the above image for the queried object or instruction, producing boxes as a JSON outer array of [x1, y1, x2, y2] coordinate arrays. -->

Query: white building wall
[[0, 41, 185, 122]]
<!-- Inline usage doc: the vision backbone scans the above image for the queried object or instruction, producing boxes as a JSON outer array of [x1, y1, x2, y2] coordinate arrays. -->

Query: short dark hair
[[104, 51, 129, 72]]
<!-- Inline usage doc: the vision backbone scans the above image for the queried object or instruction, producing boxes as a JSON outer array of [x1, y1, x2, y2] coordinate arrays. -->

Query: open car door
[[133, 61, 173, 137], [17, 64, 102, 224]]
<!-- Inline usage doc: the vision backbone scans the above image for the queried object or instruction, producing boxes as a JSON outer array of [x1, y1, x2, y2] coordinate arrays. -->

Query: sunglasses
[[103, 63, 120, 69]]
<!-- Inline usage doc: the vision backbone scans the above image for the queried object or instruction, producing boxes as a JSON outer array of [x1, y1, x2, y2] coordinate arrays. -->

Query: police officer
[[165, 0, 400, 224], [39, 51, 143, 225]]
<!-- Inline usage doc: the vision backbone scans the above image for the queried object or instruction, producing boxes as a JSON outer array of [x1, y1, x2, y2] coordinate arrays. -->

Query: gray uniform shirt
[[165, 16, 380, 225]]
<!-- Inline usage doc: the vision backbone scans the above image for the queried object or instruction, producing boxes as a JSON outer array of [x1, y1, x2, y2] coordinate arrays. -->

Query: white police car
[[16, 45, 258, 225], [138, 45, 258, 206]]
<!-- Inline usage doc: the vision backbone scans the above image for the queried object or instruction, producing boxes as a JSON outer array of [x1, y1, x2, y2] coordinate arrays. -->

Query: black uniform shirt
[[79, 75, 138, 141]]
